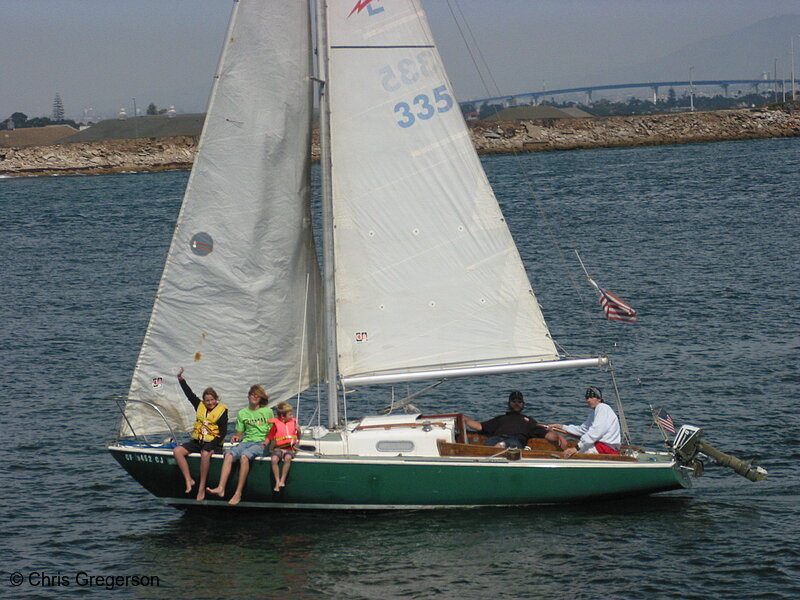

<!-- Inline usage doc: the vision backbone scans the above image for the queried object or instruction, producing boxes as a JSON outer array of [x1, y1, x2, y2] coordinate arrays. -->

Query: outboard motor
[[672, 425, 767, 482]]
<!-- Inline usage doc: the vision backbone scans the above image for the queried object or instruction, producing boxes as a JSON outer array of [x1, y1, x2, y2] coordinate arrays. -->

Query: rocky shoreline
[[1, 108, 798, 177], [472, 107, 800, 153]]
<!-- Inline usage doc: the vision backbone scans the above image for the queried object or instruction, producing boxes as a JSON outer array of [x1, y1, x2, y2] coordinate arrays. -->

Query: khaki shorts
[[271, 447, 296, 459]]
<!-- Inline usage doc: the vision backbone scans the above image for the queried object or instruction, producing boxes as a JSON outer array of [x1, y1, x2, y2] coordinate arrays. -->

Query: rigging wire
[[420, 2, 604, 350], [295, 272, 311, 423], [442, 0, 651, 435], [444, 1, 498, 103], [444, 0, 612, 352]]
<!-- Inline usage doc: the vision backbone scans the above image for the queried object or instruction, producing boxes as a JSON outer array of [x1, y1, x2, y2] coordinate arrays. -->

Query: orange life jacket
[[269, 417, 298, 449], [192, 402, 227, 442]]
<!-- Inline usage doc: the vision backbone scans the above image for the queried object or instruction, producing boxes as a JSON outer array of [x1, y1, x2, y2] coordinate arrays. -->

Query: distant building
[[483, 105, 592, 121], [81, 107, 97, 126]]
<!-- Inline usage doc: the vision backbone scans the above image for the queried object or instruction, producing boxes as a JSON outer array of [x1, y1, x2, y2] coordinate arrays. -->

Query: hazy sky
[[3, 0, 799, 121]]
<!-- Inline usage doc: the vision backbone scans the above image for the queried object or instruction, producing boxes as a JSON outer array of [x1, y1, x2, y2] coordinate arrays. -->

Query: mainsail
[[326, 1, 558, 385], [122, 0, 323, 436]]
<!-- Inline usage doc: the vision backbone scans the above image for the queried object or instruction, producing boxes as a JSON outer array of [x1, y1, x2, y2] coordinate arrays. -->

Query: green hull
[[109, 444, 690, 509]]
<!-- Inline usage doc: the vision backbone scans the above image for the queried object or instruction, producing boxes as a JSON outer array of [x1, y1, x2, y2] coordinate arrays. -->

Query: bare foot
[[228, 493, 242, 506], [196, 490, 205, 502], [273, 484, 281, 492], [184, 479, 195, 494], [206, 486, 225, 498], [278, 481, 286, 489]]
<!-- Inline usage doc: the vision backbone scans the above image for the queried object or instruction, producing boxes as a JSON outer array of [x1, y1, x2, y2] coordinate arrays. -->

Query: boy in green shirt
[[206, 385, 273, 505]]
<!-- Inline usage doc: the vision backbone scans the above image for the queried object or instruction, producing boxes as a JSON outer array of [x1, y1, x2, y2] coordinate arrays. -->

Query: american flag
[[588, 278, 638, 323], [654, 408, 676, 434]]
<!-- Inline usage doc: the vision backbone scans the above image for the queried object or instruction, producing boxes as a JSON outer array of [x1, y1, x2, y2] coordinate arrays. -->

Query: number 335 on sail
[[393, 85, 453, 128]]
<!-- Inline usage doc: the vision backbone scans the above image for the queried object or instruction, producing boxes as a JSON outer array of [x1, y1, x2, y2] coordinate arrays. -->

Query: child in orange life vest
[[267, 402, 300, 492]]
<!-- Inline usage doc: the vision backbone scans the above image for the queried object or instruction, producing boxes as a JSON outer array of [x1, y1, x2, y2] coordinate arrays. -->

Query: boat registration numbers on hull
[[122, 453, 173, 465]]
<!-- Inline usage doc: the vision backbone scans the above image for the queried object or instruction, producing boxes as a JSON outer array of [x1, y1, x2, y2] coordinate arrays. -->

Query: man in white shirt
[[549, 386, 621, 457]]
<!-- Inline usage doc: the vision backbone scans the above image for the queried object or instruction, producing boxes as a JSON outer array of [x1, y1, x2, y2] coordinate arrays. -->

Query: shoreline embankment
[[1, 108, 798, 177]]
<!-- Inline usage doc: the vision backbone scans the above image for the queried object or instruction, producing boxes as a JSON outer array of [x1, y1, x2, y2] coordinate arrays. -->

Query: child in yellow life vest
[[267, 402, 300, 492], [173, 367, 228, 501]]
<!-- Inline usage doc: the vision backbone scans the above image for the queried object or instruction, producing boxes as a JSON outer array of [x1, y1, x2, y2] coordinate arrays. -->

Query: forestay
[[327, 1, 558, 384], [122, 1, 323, 437]]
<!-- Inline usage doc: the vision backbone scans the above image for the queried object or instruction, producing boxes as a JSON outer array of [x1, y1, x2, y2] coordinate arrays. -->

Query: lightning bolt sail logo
[[349, 0, 382, 17]]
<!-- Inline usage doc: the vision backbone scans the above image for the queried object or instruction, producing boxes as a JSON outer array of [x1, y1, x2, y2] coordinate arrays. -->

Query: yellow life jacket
[[192, 402, 227, 442]]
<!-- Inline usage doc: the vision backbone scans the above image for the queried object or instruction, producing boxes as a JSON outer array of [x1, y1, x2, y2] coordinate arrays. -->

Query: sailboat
[[109, 0, 761, 509]]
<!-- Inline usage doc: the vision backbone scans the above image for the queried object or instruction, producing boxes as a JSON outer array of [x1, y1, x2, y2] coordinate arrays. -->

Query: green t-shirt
[[235, 406, 275, 442]]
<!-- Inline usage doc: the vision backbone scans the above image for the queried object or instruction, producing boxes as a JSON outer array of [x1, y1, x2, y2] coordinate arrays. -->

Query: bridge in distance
[[462, 79, 785, 107]]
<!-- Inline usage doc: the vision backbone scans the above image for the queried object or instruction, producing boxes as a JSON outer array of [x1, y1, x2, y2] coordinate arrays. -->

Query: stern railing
[[112, 397, 178, 446]]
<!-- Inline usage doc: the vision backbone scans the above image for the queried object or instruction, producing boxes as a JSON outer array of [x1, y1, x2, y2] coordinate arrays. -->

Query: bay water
[[2, 138, 798, 599]]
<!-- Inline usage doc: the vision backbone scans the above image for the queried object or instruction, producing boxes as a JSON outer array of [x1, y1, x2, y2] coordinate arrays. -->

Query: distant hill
[[0, 125, 77, 148], [62, 114, 204, 143], [593, 14, 800, 85]]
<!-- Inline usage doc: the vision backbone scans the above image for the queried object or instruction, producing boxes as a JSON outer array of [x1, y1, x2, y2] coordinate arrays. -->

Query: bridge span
[[463, 79, 784, 107]]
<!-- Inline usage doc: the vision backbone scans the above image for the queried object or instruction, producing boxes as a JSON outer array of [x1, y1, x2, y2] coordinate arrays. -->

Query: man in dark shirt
[[464, 391, 567, 450]]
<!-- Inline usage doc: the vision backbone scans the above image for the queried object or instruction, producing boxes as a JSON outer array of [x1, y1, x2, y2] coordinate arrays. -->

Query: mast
[[315, 0, 340, 429]]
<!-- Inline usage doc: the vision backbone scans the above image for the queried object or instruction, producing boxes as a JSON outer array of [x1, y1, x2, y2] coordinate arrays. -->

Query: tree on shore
[[551, 90, 774, 117], [146, 103, 168, 115], [478, 103, 504, 119], [1, 112, 26, 130], [52, 93, 65, 121], [26, 116, 78, 128], [0, 111, 78, 130]]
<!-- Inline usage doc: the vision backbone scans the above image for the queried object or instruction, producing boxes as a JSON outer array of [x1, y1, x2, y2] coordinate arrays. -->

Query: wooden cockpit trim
[[436, 439, 637, 462]]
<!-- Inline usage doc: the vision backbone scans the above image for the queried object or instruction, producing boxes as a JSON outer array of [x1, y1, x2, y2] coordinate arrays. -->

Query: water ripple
[[2, 141, 799, 600]]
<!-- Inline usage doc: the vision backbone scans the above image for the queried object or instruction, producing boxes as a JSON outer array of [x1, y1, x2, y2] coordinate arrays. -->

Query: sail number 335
[[394, 85, 453, 128]]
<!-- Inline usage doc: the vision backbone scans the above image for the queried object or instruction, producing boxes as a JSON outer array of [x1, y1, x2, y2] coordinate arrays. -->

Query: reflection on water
[[120, 494, 777, 600]]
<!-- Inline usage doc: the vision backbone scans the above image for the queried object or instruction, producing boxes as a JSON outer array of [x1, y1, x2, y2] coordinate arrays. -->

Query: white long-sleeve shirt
[[563, 402, 621, 452]]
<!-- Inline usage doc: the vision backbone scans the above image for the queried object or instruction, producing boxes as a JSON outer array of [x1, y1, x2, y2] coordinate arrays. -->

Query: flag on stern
[[588, 278, 637, 323], [654, 408, 676, 435]]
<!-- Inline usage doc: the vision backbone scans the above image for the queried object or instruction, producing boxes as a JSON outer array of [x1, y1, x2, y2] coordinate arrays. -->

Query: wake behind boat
[[109, 0, 765, 510]]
